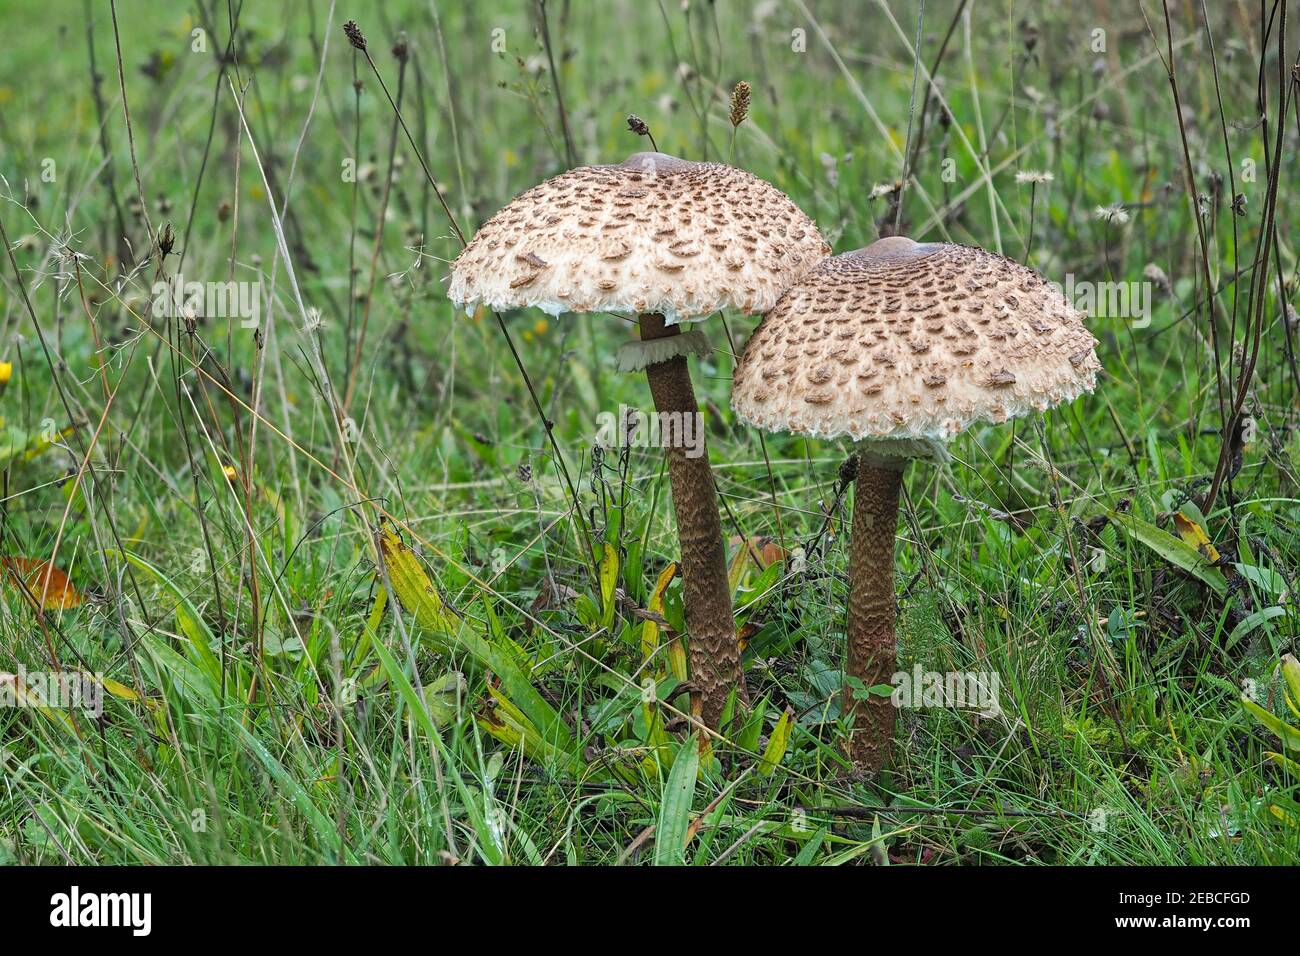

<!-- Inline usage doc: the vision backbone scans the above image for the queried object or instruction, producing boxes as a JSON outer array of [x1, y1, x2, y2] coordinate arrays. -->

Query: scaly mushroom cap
[[447, 152, 830, 324], [732, 236, 1102, 446]]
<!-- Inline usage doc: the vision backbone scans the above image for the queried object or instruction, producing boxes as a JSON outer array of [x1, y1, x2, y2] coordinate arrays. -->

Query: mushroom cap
[[447, 152, 830, 324], [731, 236, 1102, 447]]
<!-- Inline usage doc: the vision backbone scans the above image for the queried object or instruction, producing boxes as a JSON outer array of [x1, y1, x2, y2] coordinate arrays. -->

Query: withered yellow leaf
[[1, 557, 83, 610], [1172, 511, 1221, 563]]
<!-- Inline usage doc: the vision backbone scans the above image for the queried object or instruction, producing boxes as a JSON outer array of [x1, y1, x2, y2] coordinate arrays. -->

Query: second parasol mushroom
[[449, 151, 829, 731], [732, 236, 1101, 775]]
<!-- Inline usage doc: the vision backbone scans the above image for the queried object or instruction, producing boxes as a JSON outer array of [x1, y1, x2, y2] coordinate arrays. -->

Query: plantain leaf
[[1283, 655, 1300, 720], [376, 524, 459, 635], [1171, 511, 1221, 563], [108, 549, 222, 688], [1225, 605, 1287, 650], [759, 707, 794, 777], [377, 523, 577, 763], [1110, 511, 1227, 595], [640, 562, 677, 664], [655, 734, 699, 866], [599, 542, 618, 631], [1241, 697, 1300, 752], [736, 694, 768, 754]]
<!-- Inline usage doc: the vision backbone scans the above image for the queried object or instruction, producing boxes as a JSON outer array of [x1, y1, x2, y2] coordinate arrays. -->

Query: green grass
[[0, 0, 1297, 865]]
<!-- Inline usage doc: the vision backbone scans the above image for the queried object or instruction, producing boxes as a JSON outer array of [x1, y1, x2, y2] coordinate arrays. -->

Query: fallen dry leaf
[[1, 557, 84, 610], [1171, 512, 1221, 563], [728, 535, 787, 570]]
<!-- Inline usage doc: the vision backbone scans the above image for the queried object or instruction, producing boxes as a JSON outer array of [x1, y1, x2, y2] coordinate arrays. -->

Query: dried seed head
[[1142, 262, 1171, 292], [626, 114, 650, 137], [392, 31, 409, 61], [343, 20, 367, 51], [1093, 203, 1129, 225], [158, 221, 175, 257], [839, 453, 860, 486], [1019, 18, 1039, 52], [729, 81, 752, 128]]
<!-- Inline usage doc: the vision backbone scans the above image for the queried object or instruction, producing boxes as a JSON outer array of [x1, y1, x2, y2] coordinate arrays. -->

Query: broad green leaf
[[599, 542, 618, 630], [736, 694, 768, 753], [377, 524, 458, 634], [760, 708, 794, 777], [478, 684, 584, 777], [377, 524, 578, 761], [351, 585, 387, 670], [1225, 605, 1286, 650], [1283, 655, 1300, 719], [141, 632, 220, 706], [640, 561, 678, 668], [1241, 697, 1300, 752], [655, 734, 699, 866], [1234, 563, 1289, 599], [1110, 512, 1227, 595], [107, 549, 222, 687], [1265, 751, 1300, 776], [422, 671, 466, 727]]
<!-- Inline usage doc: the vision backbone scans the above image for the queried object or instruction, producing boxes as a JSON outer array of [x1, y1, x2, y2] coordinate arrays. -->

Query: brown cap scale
[[733, 236, 1101, 451], [448, 152, 829, 325], [731, 235, 1102, 774], [450, 152, 829, 734]]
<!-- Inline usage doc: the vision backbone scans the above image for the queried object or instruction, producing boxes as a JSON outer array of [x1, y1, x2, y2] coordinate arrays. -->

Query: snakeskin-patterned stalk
[[844, 460, 905, 775], [640, 313, 744, 731]]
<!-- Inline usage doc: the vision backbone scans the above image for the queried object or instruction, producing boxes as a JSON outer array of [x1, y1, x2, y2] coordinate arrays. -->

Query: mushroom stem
[[844, 458, 905, 776], [638, 312, 744, 731]]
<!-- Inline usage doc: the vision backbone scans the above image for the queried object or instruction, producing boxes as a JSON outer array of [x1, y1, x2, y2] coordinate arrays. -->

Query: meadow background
[[0, 0, 1297, 865]]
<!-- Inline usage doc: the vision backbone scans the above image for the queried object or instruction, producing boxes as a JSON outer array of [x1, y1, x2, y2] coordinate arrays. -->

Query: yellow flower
[[0, 362, 12, 385], [222, 465, 238, 481], [532, 318, 549, 337]]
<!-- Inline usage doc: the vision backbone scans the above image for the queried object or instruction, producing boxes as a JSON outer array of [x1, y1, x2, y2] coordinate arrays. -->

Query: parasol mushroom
[[732, 236, 1101, 774], [449, 151, 829, 731]]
